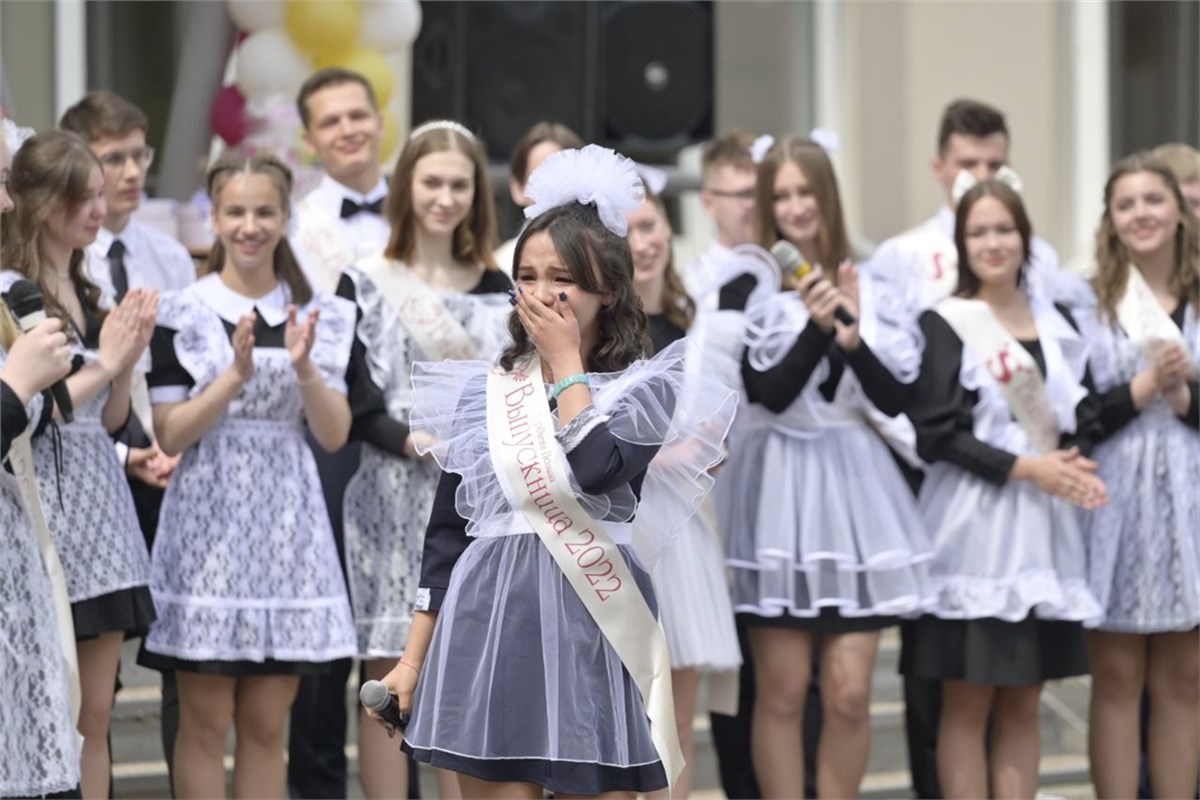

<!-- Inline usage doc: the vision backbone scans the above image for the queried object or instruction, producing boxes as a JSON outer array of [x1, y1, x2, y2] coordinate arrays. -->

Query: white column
[[53, 0, 87, 119], [1069, 0, 1110, 255]]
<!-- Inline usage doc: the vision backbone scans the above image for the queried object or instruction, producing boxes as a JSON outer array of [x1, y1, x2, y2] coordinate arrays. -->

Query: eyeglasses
[[705, 187, 756, 202], [99, 146, 155, 171]]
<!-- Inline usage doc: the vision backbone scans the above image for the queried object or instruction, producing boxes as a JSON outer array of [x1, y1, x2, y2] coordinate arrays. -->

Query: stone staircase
[[112, 630, 1094, 798]]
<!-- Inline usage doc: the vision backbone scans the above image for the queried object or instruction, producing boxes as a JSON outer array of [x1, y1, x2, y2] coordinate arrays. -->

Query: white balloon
[[358, 0, 422, 50], [227, 0, 284, 33], [235, 30, 312, 99]]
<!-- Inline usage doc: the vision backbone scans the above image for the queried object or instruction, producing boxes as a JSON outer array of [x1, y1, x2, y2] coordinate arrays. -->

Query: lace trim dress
[[400, 340, 737, 794], [0, 371, 81, 797], [342, 263, 511, 657], [720, 266, 935, 630], [0, 271, 155, 639], [137, 274, 357, 674], [1069, 288, 1200, 633], [900, 297, 1103, 685]]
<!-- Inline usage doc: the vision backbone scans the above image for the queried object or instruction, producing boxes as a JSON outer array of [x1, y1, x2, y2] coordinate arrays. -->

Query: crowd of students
[[0, 68, 1196, 800]]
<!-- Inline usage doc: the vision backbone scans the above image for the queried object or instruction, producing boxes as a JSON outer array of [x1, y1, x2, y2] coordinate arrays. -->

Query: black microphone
[[360, 679, 409, 730], [5, 279, 74, 423], [770, 240, 856, 326]]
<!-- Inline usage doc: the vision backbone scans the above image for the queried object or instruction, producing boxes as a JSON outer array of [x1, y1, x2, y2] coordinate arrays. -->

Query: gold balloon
[[318, 46, 395, 107], [378, 111, 399, 161], [285, 0, 361, 58]]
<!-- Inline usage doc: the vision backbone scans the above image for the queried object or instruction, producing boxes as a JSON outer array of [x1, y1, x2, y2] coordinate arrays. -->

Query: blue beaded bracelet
[[550, 373, 590, 399]]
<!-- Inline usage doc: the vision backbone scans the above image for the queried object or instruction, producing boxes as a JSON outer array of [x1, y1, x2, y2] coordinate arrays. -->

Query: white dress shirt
[[86, 219, 196, 301], [291, 174, 390, 293]]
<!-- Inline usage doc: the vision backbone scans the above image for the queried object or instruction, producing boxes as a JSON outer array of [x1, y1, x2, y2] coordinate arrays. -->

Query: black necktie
[[340, 196, 384, 219], [108, 239, 129, 302]]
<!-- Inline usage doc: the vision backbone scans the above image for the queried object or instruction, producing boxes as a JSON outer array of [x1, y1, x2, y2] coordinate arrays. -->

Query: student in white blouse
[[290, 67, 390, 293]]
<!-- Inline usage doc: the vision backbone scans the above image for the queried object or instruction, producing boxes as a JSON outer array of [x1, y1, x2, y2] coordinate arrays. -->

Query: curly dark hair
[[499, 202, 650, 373]]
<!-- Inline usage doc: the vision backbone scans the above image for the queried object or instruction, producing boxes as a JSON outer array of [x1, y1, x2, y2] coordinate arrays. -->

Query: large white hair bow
[[749, 134, 775, 165], [952, 165, 1024, 207], [523, 144, 645, 237], [2, 117, 33, 156]]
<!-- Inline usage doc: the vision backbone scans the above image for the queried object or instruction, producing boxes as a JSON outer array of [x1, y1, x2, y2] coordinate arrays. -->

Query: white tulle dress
[[402, 339, 737, 794]]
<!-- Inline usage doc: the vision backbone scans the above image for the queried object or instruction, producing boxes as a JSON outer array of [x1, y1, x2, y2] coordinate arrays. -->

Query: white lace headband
[[409, 119, 476, 143], [523, 144, 644, 237], [952, 165, 1024, 207]]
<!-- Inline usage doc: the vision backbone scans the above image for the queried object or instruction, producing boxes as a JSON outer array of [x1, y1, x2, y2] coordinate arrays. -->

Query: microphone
[[5, 279, 74, 423], [360, 679, 409, 730], [770, 240, 856, 326]]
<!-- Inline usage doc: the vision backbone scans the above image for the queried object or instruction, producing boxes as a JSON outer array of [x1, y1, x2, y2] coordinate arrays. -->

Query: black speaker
[[411, 1, 713, 160], [597, 2, 714, 155]]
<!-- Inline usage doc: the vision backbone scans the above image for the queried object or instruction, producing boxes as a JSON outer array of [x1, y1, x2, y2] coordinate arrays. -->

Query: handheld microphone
[[5, 279, 74, 423], [770, 241, 856, 326], [360, 679, 409, 730]]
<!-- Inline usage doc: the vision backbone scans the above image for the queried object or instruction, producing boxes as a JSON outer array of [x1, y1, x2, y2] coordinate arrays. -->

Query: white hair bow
[[809, 128, 839, 153], [749, 135, 775, 165], [523, 144, 644, 237], [634, 163, 668, 197], [952, 165, 1024, 207], [2, 117, 33, 156]]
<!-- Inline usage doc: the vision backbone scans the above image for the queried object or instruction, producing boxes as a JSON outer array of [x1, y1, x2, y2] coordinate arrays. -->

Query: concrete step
[[112, 634, 1094, 799]]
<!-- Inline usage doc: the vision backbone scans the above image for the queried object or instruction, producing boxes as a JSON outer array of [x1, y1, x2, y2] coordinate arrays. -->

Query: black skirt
[[72, 585, 156, 640], [402, 743, 668, 795], [738, 607, 898, 634], [900, 614, 1089, 686], [137, 646, 334, 677]]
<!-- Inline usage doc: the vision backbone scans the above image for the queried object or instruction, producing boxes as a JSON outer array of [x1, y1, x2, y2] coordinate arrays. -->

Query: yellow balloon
[[319, 46, 395, 107], [379, 112, 399, 162], [285, 0, 361, 58]]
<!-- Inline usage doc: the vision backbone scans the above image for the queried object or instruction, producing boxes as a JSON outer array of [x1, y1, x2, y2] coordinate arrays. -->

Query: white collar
[[308, 173, 388, 215], [191, 272, 292, 326], [94, 218, 146, 257], [932, 205, 955, 239]]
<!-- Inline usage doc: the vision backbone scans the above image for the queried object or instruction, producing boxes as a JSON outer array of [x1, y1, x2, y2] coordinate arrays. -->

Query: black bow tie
[[340, 196, 384, 219]]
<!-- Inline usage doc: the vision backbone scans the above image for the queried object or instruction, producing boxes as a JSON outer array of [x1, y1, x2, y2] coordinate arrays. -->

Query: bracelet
[[551, 373, 589, 399], [397, 659, 421, 677]]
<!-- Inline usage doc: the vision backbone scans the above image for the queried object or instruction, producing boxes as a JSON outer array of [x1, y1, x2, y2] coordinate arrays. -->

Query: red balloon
[[211, 84, 248, 146]]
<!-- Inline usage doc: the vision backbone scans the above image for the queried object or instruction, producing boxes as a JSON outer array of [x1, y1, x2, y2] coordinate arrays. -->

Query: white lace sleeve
[[306, 292, 357, 396]]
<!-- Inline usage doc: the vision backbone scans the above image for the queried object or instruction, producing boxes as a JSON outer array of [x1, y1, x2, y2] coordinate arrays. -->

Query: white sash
[[293, 199, 355, 294], [938, 297, 1060, 454], [485, 358, 684, 789], [1115, 265, 1186, 363], [6, 431, 81, 726], [358, 255, 478, 362]]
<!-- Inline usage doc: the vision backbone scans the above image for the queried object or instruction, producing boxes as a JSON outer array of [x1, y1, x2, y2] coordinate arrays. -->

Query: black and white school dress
[[341, 264, 510, 658], [0, 364, 80, 798], [138, 274, 357, 675], [1071, 291, 1200, 633], [401, 340, 735, 794], [901, 298, 1103, 686], [0, 271, 156, 640], [721, 268, 934, 630]]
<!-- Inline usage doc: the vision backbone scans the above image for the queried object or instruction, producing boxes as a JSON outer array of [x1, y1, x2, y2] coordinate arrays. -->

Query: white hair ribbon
[[523, 144, 644, 237], [952, 165, 1024, 207], [749, 134, 775, 165], [633, 163, 668, 197], [809, 128, 839, 154]]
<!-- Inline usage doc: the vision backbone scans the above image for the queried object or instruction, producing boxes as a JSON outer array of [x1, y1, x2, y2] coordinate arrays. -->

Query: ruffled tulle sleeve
[[410, 341, 739, 564], [591, 338, 739, 567], [861, 262, 924, 383]]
